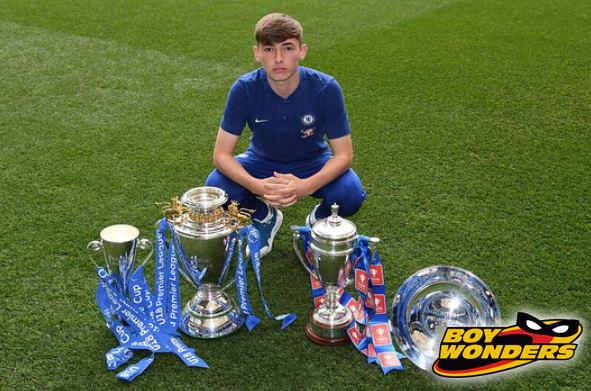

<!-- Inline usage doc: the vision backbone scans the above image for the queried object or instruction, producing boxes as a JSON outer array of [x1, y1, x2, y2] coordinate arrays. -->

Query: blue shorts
[[204, 150, 366, 221]]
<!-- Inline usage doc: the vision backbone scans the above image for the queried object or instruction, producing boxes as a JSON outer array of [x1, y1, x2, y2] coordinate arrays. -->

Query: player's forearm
[[214, 153, 260, 194], [304, 153, 352, 194]]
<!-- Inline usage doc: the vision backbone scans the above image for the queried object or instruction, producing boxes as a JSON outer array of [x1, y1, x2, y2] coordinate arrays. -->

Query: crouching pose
[[205, 13, 365, 256]]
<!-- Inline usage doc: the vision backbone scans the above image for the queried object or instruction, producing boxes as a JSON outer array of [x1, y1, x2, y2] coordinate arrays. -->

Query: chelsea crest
[[301, 114, 315, 126]]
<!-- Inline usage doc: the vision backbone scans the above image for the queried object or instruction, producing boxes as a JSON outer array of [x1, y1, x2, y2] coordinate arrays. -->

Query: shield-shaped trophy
[[391, 266, 500, 370]]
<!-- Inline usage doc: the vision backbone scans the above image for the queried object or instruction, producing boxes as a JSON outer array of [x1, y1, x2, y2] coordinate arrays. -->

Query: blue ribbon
[[116, 353, 155, 382], [351, 237, 404, 373], [96, 282, 135, 345], [95, 246, 208, 382], [118, 240, 136, 296], [106, 346, 134, 370], [170, 224, 207, 286], [128, 265, 155, 319], [167, 335, 208, 368], [154, 219, 169, 328], [235, 232, 260, 330], [219, 232, 237, 285], [98, 268, 166, 350], [152, 219, 183, 334], [244, 226, 297, 329], [94, 218, 295, 381], [234, 225, 297, 330], [166, 231, 180, 332]]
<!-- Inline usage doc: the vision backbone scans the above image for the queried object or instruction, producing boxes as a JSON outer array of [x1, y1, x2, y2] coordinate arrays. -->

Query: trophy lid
[[311, 204, 356, 242], [181, 186, 228, 213], [176, 186, 234, 239]]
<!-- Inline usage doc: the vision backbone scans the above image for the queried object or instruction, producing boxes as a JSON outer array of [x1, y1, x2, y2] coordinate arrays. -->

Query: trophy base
[[305, 305, 354, 346], [180, 284, 245, 339], [305, 320, 351, 346]]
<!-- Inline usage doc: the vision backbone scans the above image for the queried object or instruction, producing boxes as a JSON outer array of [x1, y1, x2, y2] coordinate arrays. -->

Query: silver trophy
[[291, 204, 375, 345], [391, 265, 500, 370], [87, 224, 153, 294], [164, 186, 251, 339]]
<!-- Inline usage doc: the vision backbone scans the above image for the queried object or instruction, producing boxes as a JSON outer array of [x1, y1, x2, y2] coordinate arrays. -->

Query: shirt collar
[[262, 66, 305, 102]]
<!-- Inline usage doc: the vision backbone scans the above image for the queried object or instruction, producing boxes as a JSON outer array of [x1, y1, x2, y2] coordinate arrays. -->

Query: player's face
[[254, 39, 307, 82]]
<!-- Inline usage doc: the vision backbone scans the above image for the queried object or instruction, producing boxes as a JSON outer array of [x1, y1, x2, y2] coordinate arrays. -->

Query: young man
[[205, 13, 365, 256]]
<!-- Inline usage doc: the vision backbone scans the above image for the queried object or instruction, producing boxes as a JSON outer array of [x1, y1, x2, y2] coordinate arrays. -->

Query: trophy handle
[[137, 238, 153, 266], [291, 229, 320, 281], [345, 275, 354, 287], [220, 279, 235, 293], [87, 240, 104, 269], [344, 237, 380, 287], [179, 268, 200, 291], [368, 237, 380, 263]]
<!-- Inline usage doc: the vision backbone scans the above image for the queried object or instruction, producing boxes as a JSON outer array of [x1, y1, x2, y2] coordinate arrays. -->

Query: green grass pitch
[[0, 1, 589, 389]]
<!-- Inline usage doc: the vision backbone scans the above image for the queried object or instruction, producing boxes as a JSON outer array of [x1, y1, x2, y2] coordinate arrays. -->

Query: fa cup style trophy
[[87, 224, 153, 295], [166, 186, 249, 339], [292, 204, 370, 345]]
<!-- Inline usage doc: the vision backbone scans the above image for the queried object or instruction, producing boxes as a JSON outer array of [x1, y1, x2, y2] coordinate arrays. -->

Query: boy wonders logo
[[433, 312, 582, 377]]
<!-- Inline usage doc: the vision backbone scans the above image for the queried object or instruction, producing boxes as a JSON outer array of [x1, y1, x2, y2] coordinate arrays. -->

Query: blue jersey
[[220, 66, 351, 162]]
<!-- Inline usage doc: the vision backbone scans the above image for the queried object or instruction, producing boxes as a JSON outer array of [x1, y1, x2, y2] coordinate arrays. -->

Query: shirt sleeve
[[219, 79, 248, 135], [323, 78, 351, 139]]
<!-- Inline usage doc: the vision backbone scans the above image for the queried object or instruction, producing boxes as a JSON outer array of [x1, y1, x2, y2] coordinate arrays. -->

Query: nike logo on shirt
[[254, 118, 268, 123]]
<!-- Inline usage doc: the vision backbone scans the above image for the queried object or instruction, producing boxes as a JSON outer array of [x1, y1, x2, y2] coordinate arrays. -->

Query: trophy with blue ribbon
[[164, 187, 249, 338], [89, 223, 210, 382], [87, 224, 153, 295], [291, 204, 362, 345], [88, 187, 295, 382], [162, 186, 297, 339]]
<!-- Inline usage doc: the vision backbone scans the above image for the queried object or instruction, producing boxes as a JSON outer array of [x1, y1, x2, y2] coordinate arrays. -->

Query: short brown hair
[[254, 13, 303, 46]]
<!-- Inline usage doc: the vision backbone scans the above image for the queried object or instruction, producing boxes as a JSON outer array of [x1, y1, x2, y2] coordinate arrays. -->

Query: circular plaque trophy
[[391, 266, 500, 370], [292, 204, 360, 345], [170, 186, 246, 339]]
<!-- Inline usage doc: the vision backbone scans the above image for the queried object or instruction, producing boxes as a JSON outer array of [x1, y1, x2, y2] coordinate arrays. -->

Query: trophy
[[165, 186, 250, 339], [292, 204, 373, 345], [87, 224, 153, 295], [391, 266, 500, 370]]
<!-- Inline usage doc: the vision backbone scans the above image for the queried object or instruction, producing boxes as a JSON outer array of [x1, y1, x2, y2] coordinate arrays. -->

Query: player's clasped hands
[[257, 172, 313, 208]]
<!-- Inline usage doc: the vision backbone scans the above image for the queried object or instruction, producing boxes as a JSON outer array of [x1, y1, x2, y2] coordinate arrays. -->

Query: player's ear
[[253, 45, 261, 63], [299, 43, 308, 61]]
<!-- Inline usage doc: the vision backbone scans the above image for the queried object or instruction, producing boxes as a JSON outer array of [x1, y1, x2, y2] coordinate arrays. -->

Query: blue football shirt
[[220, 66, 351, 162]]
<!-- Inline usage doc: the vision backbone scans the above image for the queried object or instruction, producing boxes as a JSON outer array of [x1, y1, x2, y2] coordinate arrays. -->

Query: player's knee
[[332, 176, 365, 217], [204, 169, 240, 196], [339, 188, 365, 216], [204, 169, 228, 188], [205, 169, 251, 205]]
